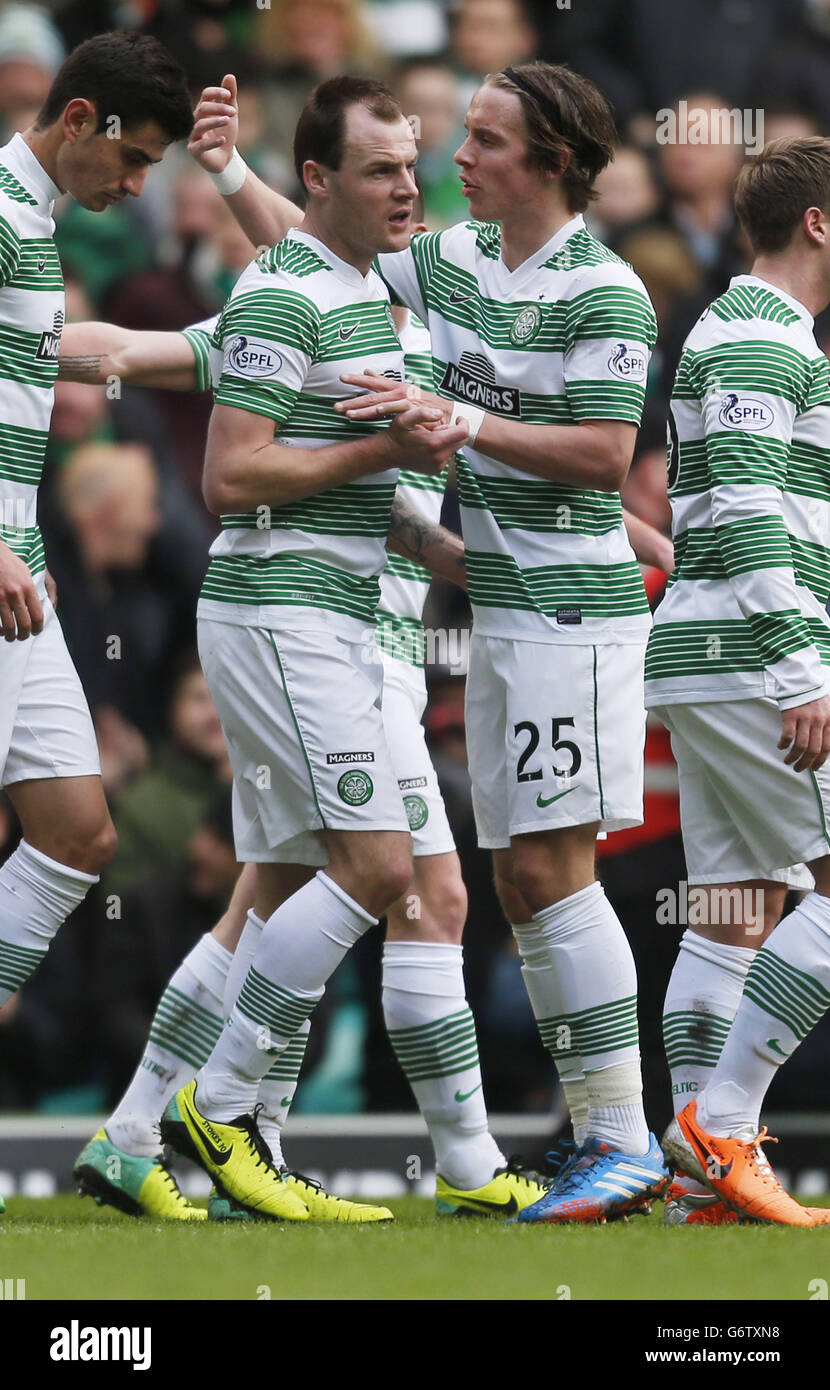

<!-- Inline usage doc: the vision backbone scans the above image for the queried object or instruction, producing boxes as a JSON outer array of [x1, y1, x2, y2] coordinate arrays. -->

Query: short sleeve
[[563, 270, 657, 424], [181, 314, 219, 393], [213, 284, 320, 425]]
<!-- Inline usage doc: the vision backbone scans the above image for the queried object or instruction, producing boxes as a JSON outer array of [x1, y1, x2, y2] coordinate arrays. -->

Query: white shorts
[[655, 699, 829, 888], [0, 598, 100, 788], [381, 654, 455, 858], [198, 618, 408, 865], [465, 634, 646, 849]]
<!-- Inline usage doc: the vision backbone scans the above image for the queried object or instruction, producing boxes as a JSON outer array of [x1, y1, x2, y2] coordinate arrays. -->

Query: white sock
[[196, 871, 375, 1121], [255, 1019, 311, 1167], [512, 920, 590, 1144], [530, 882, 649, 1154], [0, 840, 97, 1006], [383, 939, 504, 1190], [223, 910, 264, 1018], [107, 933, 232, 1156], [698, 892, 830, 1137], [663, 929, 755, 1193]]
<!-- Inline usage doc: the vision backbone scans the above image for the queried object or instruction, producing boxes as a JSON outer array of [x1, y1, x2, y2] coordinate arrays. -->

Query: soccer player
[[645, 138, 830, 1227], [0, 32, 193, 1215], [199, 63, 671, 1221], [148, 75, 495, 1223]]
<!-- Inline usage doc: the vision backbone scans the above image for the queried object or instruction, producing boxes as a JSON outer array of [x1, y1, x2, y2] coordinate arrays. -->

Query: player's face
[[326, 108, 419, 257], [454, 84, 548, 222], [56, 117, 170, 212]]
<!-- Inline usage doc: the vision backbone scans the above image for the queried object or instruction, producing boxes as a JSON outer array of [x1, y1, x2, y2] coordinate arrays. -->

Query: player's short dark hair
[[487, 61, 616, 213], [35, 31, 192, 143], [293, 75, 404, 185], [735, 137, 830, 253]]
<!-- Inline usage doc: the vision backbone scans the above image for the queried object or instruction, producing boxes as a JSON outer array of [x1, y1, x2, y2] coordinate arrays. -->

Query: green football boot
[[74, 1128, 206, 1220]]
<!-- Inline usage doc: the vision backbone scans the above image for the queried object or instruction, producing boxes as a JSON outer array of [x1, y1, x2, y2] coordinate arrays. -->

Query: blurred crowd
[[2, 0, 830, 1133]]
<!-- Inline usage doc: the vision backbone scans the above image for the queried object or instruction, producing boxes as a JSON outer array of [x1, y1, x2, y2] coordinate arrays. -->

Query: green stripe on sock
[[265, 1032, 309, 1082], [388, 1006, 482, 1082], [236, 967, 317, 1039], [538, 995, 640, 1061], [743, 947, 830, 1042], [0, 937, 46, 992], [662, 1009, 732, 1069]]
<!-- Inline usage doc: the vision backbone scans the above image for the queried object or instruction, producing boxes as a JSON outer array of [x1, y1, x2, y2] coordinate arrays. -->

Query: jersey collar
[[287, 227, 372, 288], [729, 273, 814, 327], [494, 212, 585, 290], [6, 132, 62, 206]]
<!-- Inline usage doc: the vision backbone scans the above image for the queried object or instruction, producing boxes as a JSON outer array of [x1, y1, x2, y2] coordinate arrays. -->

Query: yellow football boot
[[436, 1157, 546, 1218], [209, 1169, 394, 1223], [160, 1081, 308, 1221]]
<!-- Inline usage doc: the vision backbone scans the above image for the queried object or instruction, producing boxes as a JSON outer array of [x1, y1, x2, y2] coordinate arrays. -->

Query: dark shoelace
[[239, 1105, 279, 1175], [498, 1154, 547, 1187]]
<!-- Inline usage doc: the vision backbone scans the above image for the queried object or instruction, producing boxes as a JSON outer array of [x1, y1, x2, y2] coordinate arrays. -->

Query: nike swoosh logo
[[453, 1194, 519, 1215], [454, 1083, 483, 1103], [536, 786, 577, 808], [280, 1097, 292, 1107], [767, 1038, 788, 1058], [339, 324, 358, 339], [449, 289, 469, 304], [182, 1091, 232, 1166]]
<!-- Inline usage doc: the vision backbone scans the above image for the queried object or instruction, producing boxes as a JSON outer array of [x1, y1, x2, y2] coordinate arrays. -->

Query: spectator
[[257, 0, 384, 176], [589, 146, 661, 245], [449, 0, 538, 108], [656, 94, 744, 286], [104, 649, 231, 899], [396, 59, 467, 227], [0, 3, 64, 140], [42, 441, 195, 782]]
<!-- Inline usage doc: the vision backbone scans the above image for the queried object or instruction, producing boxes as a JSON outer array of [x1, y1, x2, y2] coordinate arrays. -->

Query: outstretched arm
[[387, 493, 466, 589], [59, 323, 199, 391], [189, 75, 304, 249]]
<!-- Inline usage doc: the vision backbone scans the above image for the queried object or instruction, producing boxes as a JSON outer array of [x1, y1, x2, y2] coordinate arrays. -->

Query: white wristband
[[450, 401, 485, 445], [209, 148, 248, 196]]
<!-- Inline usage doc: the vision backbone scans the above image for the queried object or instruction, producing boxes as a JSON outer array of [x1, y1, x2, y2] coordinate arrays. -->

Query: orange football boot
[[663, 1178, 739, 1226], [663, 1100, 830, 1227]]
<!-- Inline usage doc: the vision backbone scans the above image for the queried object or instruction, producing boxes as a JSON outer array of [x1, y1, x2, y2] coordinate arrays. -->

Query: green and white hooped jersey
[[379, 214, 656, 645], [185, 305, 447, 666], [645, 275, 830, 710], [376, 312, 447, 667], [196, 228, 404, 635], [0, 134, 63, 590]]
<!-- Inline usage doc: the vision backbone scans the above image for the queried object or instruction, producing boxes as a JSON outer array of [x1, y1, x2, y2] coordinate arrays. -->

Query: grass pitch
[[1, 1195, 829, 1300]]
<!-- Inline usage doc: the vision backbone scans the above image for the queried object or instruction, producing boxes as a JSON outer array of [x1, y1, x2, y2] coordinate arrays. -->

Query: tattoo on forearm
[[58, 355, 104, 377], [388, 494, 465, 571]]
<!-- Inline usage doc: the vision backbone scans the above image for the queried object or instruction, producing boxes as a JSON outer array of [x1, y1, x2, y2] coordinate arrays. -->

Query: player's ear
[[303, 160, 330, 199], [62, 98, 96, 143]]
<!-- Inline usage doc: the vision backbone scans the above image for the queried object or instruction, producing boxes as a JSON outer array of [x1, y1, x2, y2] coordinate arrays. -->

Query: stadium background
[[1, 0, 829, 1192]]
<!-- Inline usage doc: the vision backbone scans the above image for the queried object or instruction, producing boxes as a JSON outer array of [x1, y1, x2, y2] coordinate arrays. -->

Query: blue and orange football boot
[[516, 1132, 670, 1224]]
